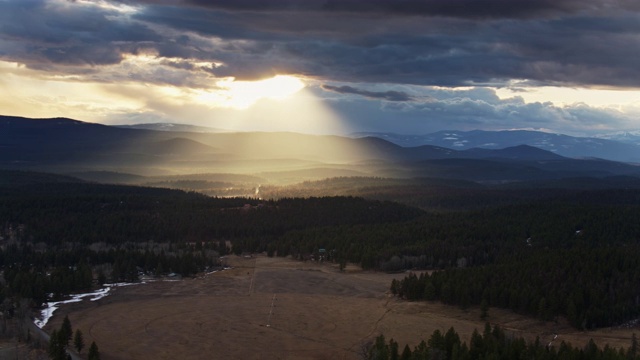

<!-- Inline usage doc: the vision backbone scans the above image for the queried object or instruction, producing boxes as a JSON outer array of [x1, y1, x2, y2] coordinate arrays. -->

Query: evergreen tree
[[390, 279, 398, 296], [369, 334, 389, 360], [48, 329, 67, 360], [88, 341, 100, 360], [73, 329, 84, 354], [60, 315, 72, 346], [97, 270, 106, 286], [389, 338, 399, 360], [480, 299, 489, 320], [400, 344, 411, 360]]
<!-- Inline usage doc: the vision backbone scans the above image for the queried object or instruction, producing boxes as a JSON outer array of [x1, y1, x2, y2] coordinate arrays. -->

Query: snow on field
[[205, 266, 232, 276], [34, 282, 143, 328], [34, 269, 232, 328]]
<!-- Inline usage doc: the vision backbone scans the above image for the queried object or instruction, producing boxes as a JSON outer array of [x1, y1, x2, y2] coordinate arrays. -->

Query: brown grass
[[46, 255, 639, 360]]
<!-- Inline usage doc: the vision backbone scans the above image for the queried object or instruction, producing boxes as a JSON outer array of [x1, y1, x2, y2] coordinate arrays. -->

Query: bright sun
[[218, 75, 306, 109]]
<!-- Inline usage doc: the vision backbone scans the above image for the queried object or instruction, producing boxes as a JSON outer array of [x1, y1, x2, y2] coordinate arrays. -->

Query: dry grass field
[[45, 255, 639, 360]]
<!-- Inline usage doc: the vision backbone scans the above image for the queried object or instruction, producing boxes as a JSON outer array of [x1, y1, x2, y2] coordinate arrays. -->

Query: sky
[[1, 0, 640, 136]]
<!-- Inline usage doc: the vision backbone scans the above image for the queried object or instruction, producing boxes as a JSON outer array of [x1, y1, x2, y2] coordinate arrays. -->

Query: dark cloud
[[183, 0, 635, 19], [0, 0, 162, 67], [3, 0, 639, 138], [125, 1, 640, 87], [322, 85, 414, 101], [2, 0, 640, 91], [309, 86, 638, 136], [324, 0, 580, 18]]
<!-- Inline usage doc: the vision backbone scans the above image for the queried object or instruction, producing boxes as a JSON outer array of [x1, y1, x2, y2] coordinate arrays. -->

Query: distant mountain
[[460, 144, 566, 161], [497, 175, 640, 190], [351, 130, 640, 162], [595, 131, 640, 146], [116, 123, 229, 133], [0, 169, 84, 187], [138, 138, 218, 156], [65, 171, 267, 192], [3, 115, 640, 184], [65, 171, 148, 185]]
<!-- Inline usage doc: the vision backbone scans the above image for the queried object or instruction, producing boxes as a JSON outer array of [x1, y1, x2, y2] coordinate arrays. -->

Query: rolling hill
[[2, 115, 640, 185]]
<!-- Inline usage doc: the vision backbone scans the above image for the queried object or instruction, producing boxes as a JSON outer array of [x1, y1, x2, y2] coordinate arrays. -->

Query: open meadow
[[45, 255, 638, 360]]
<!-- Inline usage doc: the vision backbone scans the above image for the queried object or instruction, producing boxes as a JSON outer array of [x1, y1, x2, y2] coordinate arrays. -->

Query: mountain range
[[119, 123, 640, 162], [2, 115, 640, 185], [351, 130, 640, 163], [595, 131, 640, 145]]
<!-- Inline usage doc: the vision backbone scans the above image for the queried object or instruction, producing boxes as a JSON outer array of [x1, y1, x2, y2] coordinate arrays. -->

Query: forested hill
[[0, 178, 424, 246], [0, 169, 84, 187], [0, 175, 423, 309]]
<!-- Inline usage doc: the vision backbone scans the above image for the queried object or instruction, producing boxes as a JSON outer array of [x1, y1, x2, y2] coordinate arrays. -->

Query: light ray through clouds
[[0, 0, 639, 136]]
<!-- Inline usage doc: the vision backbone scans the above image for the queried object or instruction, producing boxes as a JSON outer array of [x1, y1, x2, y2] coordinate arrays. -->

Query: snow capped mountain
[[595, 131, 640, 146], [116, 123, 229, 133], [351, 130, 640, 163]]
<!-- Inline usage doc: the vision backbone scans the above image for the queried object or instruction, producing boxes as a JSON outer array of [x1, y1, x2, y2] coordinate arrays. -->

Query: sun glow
[[226, 86, 347, 135], [0, 57, 345, 134], [218, 75, 306, 109]]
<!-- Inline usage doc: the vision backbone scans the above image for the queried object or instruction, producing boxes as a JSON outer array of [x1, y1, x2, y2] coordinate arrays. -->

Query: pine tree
[[73, 329, 85, 354], [48, 329, 67, 360], [88, 341, 100, 360], [481, 299, 489, 320], [97, 270, 107, 286], [369, 334, 389, 360], [389, 338, 399, 360], [400, 344, 412, 360], [60, 315, 72, 346], [390, 279, 398, 295]]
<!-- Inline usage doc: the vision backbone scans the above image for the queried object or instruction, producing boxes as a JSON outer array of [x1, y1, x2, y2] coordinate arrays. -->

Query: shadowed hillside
[[2, 116, 640, 185]]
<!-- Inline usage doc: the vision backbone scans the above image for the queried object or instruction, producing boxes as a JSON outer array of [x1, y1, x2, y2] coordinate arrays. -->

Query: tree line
[[391, 245, 640, 329], [366, 324, 640, 360], [0, 183, 422, 245], [0, 241, 225, 307]]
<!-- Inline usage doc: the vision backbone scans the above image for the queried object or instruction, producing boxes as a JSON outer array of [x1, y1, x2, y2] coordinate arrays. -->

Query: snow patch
[[205, 266, 232, 276], [34, 282, 145, 328], [34, 268, 232, 329]]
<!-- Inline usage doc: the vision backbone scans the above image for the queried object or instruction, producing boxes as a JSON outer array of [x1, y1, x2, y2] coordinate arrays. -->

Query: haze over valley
[[3, 115, 640, 190]]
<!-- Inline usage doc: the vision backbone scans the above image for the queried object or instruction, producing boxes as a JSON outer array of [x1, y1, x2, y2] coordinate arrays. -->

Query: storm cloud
[[2, 0, 640, 87], [136, 0, 640, 87], [1, 0, 639, 136], [322, 85, 415, 102], [183, 0, 638, 19]]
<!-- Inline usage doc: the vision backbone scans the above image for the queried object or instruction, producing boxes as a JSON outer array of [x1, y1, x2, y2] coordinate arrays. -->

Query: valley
[[2, 116, 640, 359]]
